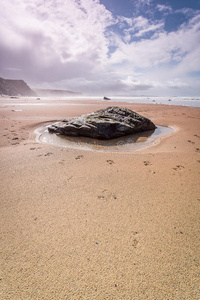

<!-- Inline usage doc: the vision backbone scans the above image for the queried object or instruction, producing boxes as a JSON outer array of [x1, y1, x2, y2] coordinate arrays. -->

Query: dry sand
[[0, 97, 200, 299]]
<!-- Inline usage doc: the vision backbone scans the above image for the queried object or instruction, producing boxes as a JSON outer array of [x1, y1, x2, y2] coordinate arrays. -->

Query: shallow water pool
[[35, 125, 174, 152]]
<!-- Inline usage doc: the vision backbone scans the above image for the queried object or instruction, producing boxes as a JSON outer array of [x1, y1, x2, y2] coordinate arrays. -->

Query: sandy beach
[[0, 98, 200, 299]]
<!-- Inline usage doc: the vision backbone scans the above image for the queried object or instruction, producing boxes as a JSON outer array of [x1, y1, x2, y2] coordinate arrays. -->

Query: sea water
[[108, 96, 200, 107], [0, 96, 200, 107], [37, 96, 200, 107]]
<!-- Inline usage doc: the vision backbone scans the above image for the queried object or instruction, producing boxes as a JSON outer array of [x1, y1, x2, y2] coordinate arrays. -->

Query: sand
[[0, 97, 200, 299]]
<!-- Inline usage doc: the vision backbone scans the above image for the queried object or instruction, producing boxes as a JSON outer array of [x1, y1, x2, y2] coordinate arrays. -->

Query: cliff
[[0, 77, 36, 97], [34, 89, 82, 97]]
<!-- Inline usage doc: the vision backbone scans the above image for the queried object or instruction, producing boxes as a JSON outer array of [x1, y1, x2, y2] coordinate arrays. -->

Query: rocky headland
[[0, 77, 36, 97], [0, 77, 81, 97]]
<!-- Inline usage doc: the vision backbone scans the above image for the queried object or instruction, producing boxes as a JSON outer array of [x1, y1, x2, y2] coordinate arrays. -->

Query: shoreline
[[1, 95, 200, 108], [0, 98, 200, 299]]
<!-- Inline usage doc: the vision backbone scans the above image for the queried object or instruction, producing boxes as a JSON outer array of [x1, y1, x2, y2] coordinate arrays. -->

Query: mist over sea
[[41, 96, 200, 107], [1, 96, 200, 108], [108, 96, 200, 107], [39, 96, 200, 107], [48, 96, 200, 107]]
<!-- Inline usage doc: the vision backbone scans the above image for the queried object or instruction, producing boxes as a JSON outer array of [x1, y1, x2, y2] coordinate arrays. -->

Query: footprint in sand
[[11, 143, 19, 145], [75, 155, 83, 160], [143, 161, 151, 166], [173, 165, 185, 171], [132, 239, 138, 248], [107, 159, 114, 165], [98, 189, 108, 199], [44, 152, 53, 156], [98, 195, 105, 199], [98, 189, 117, 200]]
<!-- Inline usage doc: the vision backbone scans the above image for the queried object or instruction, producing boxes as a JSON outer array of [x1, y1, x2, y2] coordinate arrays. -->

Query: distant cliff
[[33, 88, 82, 97], [0, 77, 82, 97], [0, 77, 36, 96]]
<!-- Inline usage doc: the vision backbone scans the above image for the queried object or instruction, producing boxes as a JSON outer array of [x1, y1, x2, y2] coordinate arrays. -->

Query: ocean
[[95, 96, 200, 107], [0, 96, 200, 108]]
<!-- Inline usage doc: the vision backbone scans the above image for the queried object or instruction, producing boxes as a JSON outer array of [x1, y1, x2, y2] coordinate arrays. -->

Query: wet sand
[[0, 97, 200, 299]]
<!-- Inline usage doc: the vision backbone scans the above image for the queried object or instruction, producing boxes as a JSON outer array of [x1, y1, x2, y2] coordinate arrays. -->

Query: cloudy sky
[[0, 0, 200, 96]]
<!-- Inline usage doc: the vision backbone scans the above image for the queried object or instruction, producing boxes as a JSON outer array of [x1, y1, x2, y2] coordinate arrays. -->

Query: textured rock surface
[[48, 106, 156, 140]]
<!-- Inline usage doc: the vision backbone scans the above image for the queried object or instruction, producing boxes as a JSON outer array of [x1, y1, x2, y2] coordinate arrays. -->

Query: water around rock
[[48, 106, 156, 140]]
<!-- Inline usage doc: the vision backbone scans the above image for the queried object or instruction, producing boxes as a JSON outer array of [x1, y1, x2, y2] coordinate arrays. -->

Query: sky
[[0, 0, 200, 96]]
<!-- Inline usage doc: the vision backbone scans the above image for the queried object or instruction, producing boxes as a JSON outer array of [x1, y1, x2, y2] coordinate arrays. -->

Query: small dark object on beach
[[103, 96, 111, 100], [48, 106, 156, 140]]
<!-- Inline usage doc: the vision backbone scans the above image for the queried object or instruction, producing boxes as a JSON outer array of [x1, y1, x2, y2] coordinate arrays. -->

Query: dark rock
[[103, 96, 111, 100], [48, 106, 156, 140]]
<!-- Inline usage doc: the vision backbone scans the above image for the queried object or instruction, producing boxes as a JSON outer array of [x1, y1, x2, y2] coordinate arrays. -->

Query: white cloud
[[117, 16, 164, 42], [157, 4, 172, 13], [110, 13, 200, 70], [166, 78, 189, 89], [107, 11, 200, 96], [0, 0, 200, 96], [0, 0, 114, 66], [135, 0, 153, 7], [121, 76, 154, 90], [176, 7, 200, 18]]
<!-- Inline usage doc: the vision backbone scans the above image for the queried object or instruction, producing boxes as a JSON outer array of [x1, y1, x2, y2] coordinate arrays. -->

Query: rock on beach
[[48, 106, 156, 140]]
